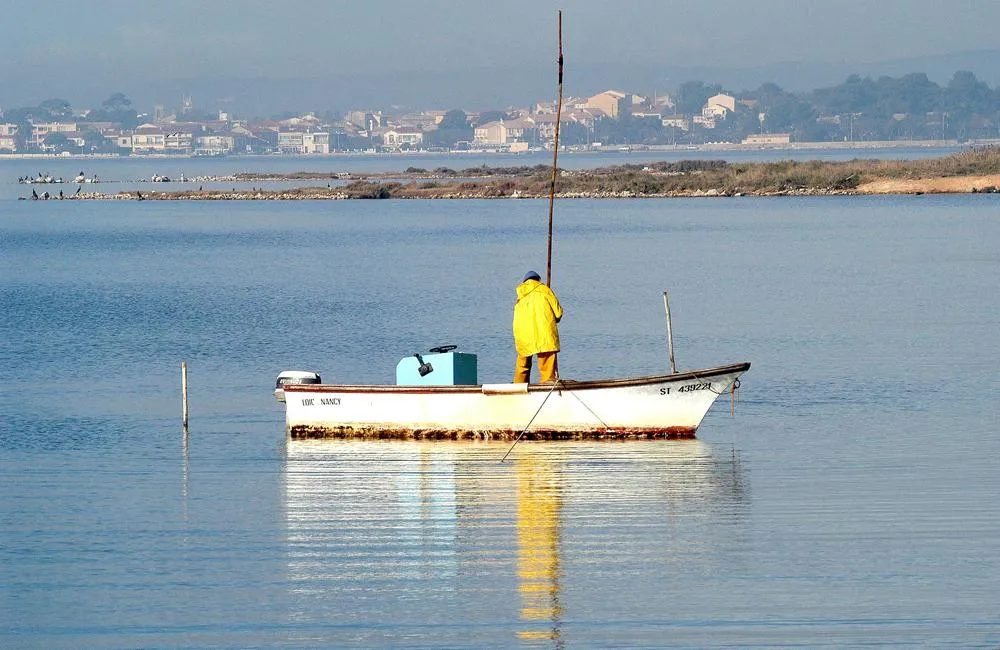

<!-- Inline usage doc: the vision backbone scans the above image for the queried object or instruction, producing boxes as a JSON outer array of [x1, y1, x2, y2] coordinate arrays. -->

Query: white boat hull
[[281, 362, 749, 440]]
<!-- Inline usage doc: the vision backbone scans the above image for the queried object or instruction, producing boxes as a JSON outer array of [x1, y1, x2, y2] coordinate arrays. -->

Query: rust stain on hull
[[289, 425, 698, 441]]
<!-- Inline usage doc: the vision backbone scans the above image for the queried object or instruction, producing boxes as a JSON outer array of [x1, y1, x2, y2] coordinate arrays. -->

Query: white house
[[164, 131, 194, 154], [132, 124, 166, 153], [195, 134, 236, 155], [278, 129, 330, 154], [382, 128, 424, 148]]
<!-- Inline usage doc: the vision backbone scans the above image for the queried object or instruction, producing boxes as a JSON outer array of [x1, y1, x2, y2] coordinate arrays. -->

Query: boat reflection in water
[[282, 440, 747, 644]]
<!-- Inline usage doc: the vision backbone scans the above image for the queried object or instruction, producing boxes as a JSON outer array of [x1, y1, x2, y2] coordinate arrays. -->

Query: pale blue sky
[[4, 0, 1000, 111]]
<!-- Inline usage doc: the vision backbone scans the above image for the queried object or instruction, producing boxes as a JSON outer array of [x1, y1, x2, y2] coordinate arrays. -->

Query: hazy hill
[[6, 49, 1000, 118]]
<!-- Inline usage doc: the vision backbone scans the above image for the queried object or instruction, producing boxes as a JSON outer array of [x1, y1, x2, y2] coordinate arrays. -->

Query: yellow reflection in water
[[515, 448, 563, 643]]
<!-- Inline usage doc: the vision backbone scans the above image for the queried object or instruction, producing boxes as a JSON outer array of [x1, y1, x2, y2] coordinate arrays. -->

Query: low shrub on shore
[[343, 181, 400, 199]]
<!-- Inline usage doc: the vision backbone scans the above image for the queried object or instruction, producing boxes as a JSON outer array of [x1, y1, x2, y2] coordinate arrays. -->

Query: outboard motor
[[274, 370, 321, 402]]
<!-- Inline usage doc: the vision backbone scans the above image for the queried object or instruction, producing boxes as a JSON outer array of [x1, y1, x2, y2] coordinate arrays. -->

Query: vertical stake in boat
[[545, 9, 564, 287], [663, 291, 677, 374]]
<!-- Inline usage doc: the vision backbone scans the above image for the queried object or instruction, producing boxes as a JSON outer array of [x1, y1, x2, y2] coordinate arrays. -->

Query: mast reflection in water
[[282, 440, 747, 644]]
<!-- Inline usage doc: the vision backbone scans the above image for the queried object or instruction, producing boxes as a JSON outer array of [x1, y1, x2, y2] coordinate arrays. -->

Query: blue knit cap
[[522, 270, 541, 282]]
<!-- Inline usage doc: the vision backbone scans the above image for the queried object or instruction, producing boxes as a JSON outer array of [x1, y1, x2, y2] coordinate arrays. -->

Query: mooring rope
[[566, 389, 617, 434], [501, 380, 562, 463], [502, 373, 743, 461]]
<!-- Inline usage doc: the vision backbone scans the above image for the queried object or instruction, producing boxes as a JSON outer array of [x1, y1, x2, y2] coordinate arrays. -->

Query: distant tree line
[[590, 71, 1000, 145], [1, 92, 140, 154], [415, 71, 1000, 148]]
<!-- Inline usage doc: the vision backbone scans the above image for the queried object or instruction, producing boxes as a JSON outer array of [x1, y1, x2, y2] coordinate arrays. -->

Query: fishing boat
[[273, 11, 750, 440], [278, 352, 748, 440]]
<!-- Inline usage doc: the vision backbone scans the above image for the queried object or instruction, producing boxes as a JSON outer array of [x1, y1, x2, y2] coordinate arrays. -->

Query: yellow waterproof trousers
[[514, 351, 559, 383]]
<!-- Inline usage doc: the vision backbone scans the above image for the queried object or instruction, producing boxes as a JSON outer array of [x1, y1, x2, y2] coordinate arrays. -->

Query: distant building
[[346, 111, 382, 131], [278, 114, 322, 128], [693, 115, 717, 129], [474, 118, 533, 146], [278, 129, 330, 154], [345, 111, 366, 127], [702, 94, 737, 121], [702, 104, 730, 120], [0, 123, 19, 151], [742, 133, 791, 146], [110, 131, 133, 152], [165, 131, 194, 154], [707, 93, 736, 113], [231, 124, 275, 154], [390, 112, 441, 131], [585, 90, 629, 119], [425, 110, 448, 125], [195, 134, 235, 155], [474, 120, 505, 145], [30, 122, 77, 147], [534, 101, 558, 114], [382, 128, 424, 149], [532, 111, 596, 144], [531, 114, 568, 143], [652, 93, 675, 111], [39, 131, 87, 152], [661, 115, 691, 132], [132, 124, 166, 153]]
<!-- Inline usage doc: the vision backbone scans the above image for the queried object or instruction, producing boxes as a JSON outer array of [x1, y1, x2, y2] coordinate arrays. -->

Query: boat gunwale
[[282, 361, 750, 395]]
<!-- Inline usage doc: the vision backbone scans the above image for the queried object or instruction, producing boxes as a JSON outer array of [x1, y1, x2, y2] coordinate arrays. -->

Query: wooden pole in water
[[545, 10, 564, 287], [662, 291, 677, 374], [181, 361, 189, 432]]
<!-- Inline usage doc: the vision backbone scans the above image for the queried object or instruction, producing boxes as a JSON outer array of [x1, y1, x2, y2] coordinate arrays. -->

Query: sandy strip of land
[[856, 174, 1000, 194]]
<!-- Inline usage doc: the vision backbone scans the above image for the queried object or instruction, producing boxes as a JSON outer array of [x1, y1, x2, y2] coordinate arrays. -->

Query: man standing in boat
[[513, 271, 563, 383]]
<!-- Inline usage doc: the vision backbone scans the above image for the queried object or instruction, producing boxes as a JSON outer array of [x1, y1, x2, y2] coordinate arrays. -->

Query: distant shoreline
[[32, 147, 1000, 201], [2, 138, 990, 161]]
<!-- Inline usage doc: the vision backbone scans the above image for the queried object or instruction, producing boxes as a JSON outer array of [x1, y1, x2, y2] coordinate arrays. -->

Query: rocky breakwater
[[74, 187, 351, 201]]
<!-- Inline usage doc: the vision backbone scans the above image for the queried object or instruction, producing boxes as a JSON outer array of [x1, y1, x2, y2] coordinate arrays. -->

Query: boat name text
[[660, 382, 712, 395], [301, 397, 341, 406]]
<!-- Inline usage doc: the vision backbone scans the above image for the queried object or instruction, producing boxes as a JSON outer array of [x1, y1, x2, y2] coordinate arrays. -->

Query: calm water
[[2, 160, 999, 647]]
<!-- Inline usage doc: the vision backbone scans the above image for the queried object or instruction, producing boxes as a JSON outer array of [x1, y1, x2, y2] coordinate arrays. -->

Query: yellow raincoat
[[512, 279, 563, 357]]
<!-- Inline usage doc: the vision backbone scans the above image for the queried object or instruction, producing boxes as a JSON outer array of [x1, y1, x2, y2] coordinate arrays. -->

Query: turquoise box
[[395, 352, 478, 386]]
